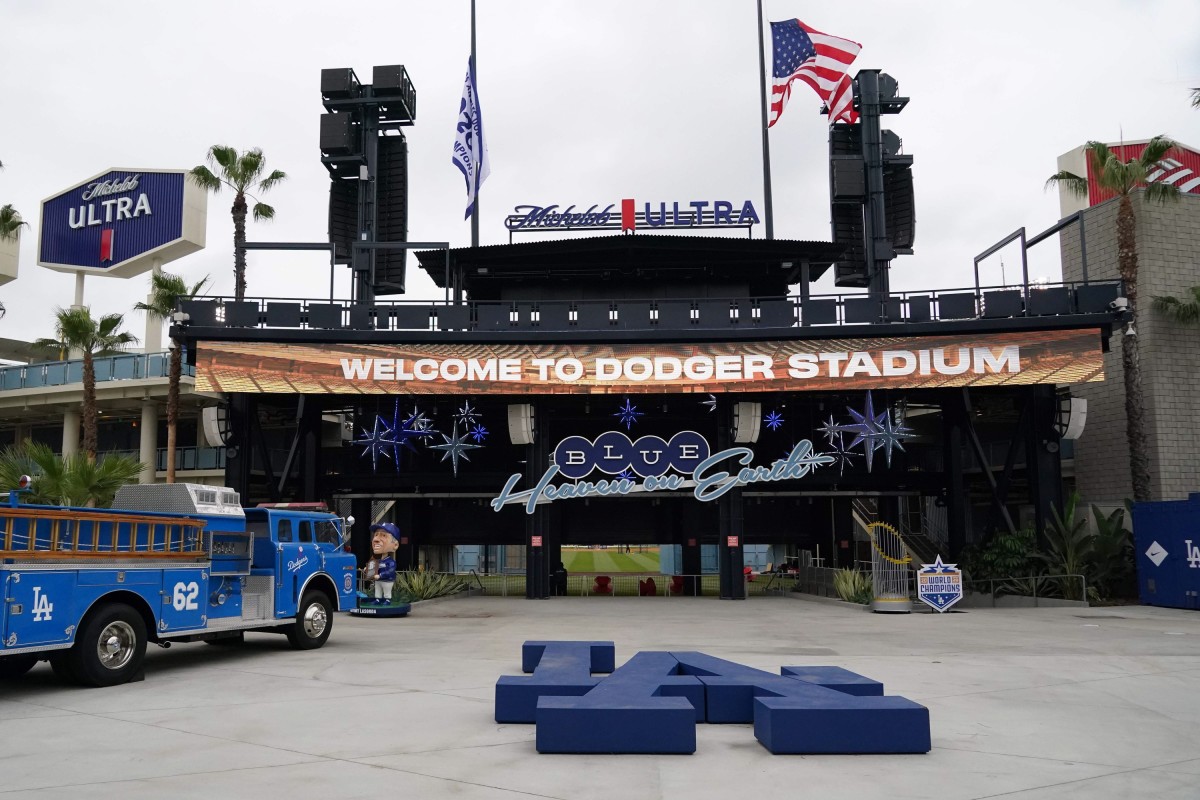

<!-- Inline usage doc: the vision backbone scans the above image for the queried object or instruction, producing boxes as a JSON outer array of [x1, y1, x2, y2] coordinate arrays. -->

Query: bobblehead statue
[[351, 522, 411, 617], [365, 523, 400, 604]]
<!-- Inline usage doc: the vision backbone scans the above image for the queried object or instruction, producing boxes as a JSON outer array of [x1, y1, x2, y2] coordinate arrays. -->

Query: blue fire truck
[[0, 481, 358, 687]]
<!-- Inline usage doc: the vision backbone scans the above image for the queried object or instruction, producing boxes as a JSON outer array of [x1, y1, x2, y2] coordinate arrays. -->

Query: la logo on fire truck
[[32, 587, 53, 622], [1186, 539, 1200, 569]]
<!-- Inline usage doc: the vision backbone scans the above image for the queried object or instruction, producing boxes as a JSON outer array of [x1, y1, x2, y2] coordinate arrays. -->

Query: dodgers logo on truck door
[[2, 572, 77, 647]]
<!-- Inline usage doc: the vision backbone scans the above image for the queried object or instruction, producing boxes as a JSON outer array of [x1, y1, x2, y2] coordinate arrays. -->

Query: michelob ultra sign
[[39, 168, 207, 277], [195, 328, 1104, 394]]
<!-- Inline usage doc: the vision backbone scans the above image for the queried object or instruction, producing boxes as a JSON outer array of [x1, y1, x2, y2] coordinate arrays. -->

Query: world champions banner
[[194, 329, 1105, 395]]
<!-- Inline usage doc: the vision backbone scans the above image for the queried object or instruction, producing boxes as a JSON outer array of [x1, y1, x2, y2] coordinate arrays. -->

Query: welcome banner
[[195, 329, 1105, 395]]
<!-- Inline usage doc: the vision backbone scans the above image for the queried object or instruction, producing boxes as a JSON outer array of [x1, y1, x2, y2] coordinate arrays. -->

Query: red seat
[[639, 577, 657, 596], [593, 576, 612, 594], [668, 576, 685, 595], [744, 566, 755, 582]]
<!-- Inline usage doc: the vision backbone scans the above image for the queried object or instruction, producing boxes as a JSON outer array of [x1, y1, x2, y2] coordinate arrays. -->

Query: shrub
[[393, 571, 468, 602], [833, 568, 873, 605]]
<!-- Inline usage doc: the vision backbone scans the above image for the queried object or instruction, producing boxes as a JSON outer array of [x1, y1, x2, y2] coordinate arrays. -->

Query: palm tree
[[0, 203, 26, 242], [1046, 136, 1181, 502], [135, 271, 209, 483], [188, 147, 286, 302], [0, 441, 142, 507], [1154, 285, 1200, 325], [34, 308, 138, 463]]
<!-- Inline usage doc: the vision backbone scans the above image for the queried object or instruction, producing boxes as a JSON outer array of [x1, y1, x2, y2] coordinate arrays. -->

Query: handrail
[[0, 352, 193, 392]]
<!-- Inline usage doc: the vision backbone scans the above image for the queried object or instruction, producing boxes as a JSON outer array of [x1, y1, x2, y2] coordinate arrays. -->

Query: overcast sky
[[1, 0, 1198, 347]]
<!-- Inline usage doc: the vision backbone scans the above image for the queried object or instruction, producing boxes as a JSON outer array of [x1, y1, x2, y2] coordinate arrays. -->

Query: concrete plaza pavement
[[1, 595, 1199, 799]]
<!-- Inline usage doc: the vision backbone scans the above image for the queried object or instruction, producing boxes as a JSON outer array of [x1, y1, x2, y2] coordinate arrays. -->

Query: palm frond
[[257, 169, 287, 193], [1045, 170, 1089, 198], [252, 202, 276, 221], [189, 165, 222, 192], [135, 271, 210, 318], [1139, 135, 1177, 167], [208, 145, 239, 172], [1143, 180, 1181, 205], [237, 149, 265, 184], [0, 204, 28, 241], [1153, 291, 1200, 324]]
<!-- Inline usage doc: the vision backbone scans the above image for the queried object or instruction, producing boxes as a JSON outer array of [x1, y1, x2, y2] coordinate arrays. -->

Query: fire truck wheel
[[286, 591, 333, 650], [0, 655, 38, 680], [68, 603, 147, 687]]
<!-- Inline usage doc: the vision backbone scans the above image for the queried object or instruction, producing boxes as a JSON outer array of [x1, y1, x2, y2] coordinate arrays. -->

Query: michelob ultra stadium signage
[[504, 198, 760, 232], [195, 329, 1104, 394], [39, 168, 207, 277]]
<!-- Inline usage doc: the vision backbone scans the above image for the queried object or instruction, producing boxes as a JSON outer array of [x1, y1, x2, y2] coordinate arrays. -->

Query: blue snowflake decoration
[[764, 409, 785, 431], [469, 423, 489, 443], [613, 398, 644, 430], [429, 423, 483, 477], [618, 468, 635, 481]]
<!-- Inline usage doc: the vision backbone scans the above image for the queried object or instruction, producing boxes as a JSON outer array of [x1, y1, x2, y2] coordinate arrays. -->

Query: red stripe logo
[[621, 198, 636, 233], [99, 229, 114, 262]]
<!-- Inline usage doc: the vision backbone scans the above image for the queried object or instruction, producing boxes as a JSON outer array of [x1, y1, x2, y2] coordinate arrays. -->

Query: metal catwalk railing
[[178, 279, 1122, 334]]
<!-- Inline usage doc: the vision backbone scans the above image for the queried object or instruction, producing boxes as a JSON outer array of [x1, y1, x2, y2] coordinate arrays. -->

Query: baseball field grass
[[560, 546, 661, 573]]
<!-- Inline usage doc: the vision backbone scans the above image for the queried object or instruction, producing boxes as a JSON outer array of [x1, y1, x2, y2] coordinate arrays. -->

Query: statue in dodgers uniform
[[365, 522, 400, 604]]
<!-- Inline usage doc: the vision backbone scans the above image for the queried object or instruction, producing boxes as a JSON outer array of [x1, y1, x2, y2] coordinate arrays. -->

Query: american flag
[[769, 19, 861, 127]]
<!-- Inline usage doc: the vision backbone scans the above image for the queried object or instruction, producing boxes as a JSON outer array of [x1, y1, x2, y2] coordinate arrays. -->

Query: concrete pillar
[[139, 399, 158, 483], [13, 424, 31, 446], [143, 261, 163, 354], [62, 408, 80, 457]]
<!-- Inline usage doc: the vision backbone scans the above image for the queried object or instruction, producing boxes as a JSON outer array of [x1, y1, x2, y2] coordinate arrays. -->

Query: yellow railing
[[0, 506, 207, 560]]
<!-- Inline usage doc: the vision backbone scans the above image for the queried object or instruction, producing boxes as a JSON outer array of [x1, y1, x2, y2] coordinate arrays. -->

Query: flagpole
[[470, 0, 480, 248], [756, 0, 774, 239]]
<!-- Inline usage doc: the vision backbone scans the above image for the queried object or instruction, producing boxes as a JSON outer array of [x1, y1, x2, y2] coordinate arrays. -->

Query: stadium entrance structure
[[176, 234, 1122, 599]]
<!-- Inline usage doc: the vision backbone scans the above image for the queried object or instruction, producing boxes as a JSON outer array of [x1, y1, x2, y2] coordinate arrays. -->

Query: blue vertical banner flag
[[452, 56, 490, 220]]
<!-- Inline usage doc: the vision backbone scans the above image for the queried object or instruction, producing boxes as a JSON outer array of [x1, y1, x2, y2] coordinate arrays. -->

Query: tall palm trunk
[[166, 344, 181, 483], [1117, 194, 1151, 501], [81, 351, 97, 463], [232, 193, 248, 302]]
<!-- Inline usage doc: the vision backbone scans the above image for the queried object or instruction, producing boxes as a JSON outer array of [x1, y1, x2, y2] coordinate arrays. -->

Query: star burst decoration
[[818, 414, 842, 447], [820, 391, 915, 472], [393, 402, 438, 455], [469, 423, 489, 443], [764, 409, 785, 431], [429, 423, 483, 477], [352, 414, 395, 472], [701, 394, 718, 413], [828, 433, 858, 476], [454, 400, 482, 427], [614, 398, 644, 430]]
